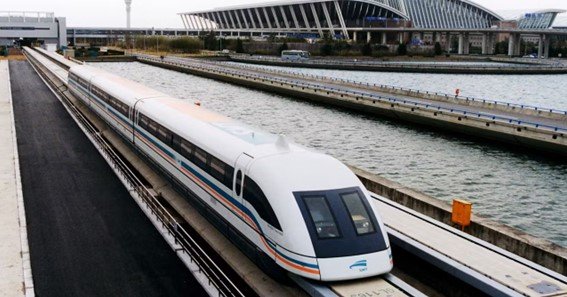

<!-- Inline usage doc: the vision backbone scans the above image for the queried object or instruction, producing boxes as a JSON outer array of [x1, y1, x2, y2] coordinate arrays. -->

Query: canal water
[[228, 62, 567, 111], [94, 62, 567, 248]]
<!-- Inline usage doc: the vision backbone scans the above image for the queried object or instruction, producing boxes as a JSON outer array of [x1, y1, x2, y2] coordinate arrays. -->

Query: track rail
[[28, 48, 438, 297], [24, 47, 245, 297], [373, 194, 567, 297]]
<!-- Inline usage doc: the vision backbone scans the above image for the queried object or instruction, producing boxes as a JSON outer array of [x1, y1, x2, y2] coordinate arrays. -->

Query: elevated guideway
[[29, 48, 567, 297], [373, 195, 567, 297], [136, 54, 567, 156], [25, 47, 423, 297]]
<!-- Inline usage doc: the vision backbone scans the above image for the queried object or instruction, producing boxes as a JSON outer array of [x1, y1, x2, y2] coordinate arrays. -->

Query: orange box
[[452, 199, 472, 227]]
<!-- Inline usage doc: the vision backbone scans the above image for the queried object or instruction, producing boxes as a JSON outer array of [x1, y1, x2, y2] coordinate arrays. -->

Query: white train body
[[67, 65, 393, 281]]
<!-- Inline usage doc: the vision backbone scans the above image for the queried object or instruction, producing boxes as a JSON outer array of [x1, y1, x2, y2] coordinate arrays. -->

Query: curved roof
[[458, 0, 504, 21], [183, 0, 410, 19]]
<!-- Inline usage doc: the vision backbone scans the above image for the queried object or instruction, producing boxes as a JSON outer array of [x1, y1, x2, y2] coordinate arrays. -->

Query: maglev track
[[29, 48, 567, 297], [24, 47, 436, 297]]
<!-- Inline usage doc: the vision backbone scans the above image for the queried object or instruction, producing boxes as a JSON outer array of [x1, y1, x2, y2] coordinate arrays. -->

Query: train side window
[[302, 196, 341, 239], [210, 156, 226, 184], [235, 170, 242, 196], [172, 134, 182, 151], [139, 114, 149, 130], [157, 125, 172, 144], [180, 140, 194, 160], [243, 177, 281, 231], [340, 192, 375, 236], [224, 166, 234, 190], [192, 147, 208, 170], [147, 119, 159, 136]]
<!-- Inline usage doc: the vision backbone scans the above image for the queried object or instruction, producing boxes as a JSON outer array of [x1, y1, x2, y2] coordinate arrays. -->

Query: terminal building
[[178, 0, 566, 56], [0, 12, 66, 49]]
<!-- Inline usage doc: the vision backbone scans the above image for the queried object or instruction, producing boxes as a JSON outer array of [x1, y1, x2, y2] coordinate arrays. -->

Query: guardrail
[[221, 58, 567, 116], [229, 54, 567, 71], [137, 55, 567, 134], [27, 50, 245, 297]]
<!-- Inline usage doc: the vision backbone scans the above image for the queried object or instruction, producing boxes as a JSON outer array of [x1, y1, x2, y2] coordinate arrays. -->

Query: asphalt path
[[10, 60, 206, 296]]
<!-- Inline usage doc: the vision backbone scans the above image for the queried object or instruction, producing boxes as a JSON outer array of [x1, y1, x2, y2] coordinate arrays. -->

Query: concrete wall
[[0, 17, 66, 49], [351, 166, 567, 276]]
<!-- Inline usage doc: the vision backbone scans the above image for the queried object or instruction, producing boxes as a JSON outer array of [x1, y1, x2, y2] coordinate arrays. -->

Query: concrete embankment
[[229, 56, 567, 75], [350, 166, 567, 276], [137, 57, 567, 156]]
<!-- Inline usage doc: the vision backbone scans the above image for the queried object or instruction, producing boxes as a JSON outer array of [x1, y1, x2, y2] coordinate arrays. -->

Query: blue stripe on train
[[71, 79, 319, 270]]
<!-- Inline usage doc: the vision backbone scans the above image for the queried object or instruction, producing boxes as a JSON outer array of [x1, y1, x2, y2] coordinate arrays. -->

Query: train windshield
[[340, 192, 375, 235], [295, 187, 387, 258], [303, 196, 341, 239]]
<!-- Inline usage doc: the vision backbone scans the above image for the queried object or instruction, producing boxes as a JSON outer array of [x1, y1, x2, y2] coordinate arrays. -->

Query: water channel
[[94, 61, 567, 247]]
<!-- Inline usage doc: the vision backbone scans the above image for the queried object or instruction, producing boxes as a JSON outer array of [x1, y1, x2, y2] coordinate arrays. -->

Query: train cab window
[[340, 192, 375, 236], [302, 196, 341, 239], [243, 177, 281, 231], [235, 171, 242, 196]]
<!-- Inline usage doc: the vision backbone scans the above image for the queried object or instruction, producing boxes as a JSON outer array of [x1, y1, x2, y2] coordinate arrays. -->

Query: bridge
[[1, 47, 566, 297], [134, 54, 567, 155]]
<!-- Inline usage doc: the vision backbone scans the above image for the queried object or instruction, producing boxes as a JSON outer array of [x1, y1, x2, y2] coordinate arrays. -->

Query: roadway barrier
[[136, 55, 567, 156], [222, 61, 567, 121], [229, 54, 567, 74]]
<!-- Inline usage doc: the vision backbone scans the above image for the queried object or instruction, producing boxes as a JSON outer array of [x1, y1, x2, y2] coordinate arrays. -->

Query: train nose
[[317, 249, 393, 281]]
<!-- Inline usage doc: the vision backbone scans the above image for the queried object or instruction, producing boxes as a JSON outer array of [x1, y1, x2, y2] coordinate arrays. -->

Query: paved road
[[10, 60, 206, 296]]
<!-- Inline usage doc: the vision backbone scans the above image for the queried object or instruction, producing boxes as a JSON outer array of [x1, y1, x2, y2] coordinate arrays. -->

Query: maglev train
[[67, 64, 393, 281]]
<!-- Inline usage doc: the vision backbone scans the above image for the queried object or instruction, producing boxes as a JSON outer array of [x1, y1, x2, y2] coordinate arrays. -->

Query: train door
[[232, 153, 254, 242], [130, 107, 138, 144], [233, 153, 253, 203], [131, 99, 143, 144]]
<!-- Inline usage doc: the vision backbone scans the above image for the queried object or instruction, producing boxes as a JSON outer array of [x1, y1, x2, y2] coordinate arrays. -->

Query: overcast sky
[[3, 0, 567, 28]]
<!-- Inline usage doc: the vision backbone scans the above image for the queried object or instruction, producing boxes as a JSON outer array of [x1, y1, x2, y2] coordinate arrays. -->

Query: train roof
[[71, 64, 313, 162], [70, 65, 169, 104], [137, 97, 309, 161]]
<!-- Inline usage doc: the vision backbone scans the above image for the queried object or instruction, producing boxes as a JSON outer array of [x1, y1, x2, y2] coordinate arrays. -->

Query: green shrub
[[434, 42, 443, 55], [361, 43, 372, 56], [169, 37, 203, 53], [397, 42, 407, 55]]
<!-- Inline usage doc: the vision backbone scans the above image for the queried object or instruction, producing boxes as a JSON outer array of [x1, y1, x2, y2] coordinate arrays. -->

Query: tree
[[361, 43, 372, 56], [169, 37, 203, 53], [201, 31, 218, 51], [434, 42, 443, 55], [235, 38, 244, 53], [278, 42, 289, 54], [320, 43, 334, 56], [397, 42, 407, 55]]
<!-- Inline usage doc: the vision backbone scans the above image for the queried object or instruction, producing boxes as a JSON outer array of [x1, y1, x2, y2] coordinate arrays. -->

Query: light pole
[[124, 0, 132, 29]]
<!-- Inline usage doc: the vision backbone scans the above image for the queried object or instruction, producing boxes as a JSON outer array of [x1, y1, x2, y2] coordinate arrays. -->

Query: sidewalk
[[0, 60, 33, 297]]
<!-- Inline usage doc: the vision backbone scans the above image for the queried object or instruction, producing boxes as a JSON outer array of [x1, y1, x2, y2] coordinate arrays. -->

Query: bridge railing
[[136, 55, 567, 134], [229, 54, 567, 70], [219, 58, 567, 116]]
